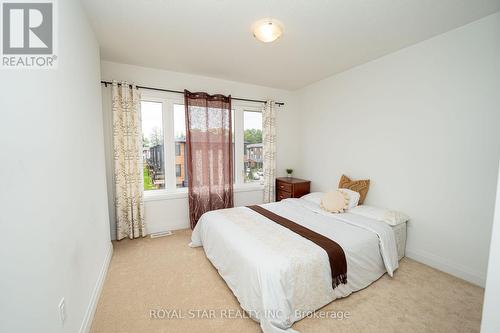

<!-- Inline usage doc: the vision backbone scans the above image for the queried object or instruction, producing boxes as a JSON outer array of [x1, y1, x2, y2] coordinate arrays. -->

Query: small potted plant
[[286, 168, 293, 178]]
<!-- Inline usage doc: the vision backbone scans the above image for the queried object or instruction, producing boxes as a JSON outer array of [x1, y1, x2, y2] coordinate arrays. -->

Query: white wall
[[0, 1, 111, 332], [481, 161, 500, 332], [295, 13, 500, 286], [100, 61, 300, 238]]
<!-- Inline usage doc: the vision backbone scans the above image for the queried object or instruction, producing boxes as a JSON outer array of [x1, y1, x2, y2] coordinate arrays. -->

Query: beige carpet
[[91, 229, 484, 333]]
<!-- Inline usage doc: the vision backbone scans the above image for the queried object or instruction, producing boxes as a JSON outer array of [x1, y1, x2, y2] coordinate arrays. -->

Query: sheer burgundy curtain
[[184, 90, 234, 229]]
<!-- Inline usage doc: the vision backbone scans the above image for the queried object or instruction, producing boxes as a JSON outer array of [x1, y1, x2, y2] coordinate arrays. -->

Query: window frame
[[140, 90, 263, 200]]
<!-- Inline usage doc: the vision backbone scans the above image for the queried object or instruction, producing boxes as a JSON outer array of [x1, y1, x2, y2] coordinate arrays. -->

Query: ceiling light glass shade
[[252, 18, 283, 43]]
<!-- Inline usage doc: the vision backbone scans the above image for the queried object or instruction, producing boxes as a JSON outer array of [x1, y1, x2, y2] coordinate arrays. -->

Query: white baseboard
[[79, 242, 114, 333], [405, 247, 486, 287]]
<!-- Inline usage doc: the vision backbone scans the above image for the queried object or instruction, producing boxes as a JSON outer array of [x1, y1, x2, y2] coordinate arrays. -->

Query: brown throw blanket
[[247, 205, 347, 289]]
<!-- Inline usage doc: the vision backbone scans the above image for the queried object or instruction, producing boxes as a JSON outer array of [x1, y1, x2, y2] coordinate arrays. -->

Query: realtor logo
[[1, 0, 57, 68]]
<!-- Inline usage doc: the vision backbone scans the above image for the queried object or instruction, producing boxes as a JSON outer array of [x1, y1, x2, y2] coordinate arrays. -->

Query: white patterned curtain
[[112, 81, 146, 240], [262, 101, 277, 203]]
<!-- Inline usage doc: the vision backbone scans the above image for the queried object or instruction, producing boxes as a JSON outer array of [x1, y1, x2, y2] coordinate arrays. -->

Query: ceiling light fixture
[[252, 18, 283, 43]]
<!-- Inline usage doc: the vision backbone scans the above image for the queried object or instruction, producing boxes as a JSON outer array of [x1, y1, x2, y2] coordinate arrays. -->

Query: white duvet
[[190, 198, 399, 333]]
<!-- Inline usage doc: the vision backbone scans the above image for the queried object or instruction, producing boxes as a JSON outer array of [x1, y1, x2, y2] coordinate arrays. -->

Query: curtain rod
[[100, 80, 284, 107]]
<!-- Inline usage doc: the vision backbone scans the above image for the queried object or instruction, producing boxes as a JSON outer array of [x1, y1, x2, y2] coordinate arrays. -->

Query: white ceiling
[[82, 0, 500, 90]]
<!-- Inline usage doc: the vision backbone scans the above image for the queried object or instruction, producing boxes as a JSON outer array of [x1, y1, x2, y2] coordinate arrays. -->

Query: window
[[139, 93, 264, 194], [243, 111, 263, 183], [141, 101, 165, 191]]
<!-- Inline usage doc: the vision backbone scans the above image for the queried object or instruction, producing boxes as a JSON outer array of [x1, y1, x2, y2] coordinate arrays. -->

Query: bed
[[190, 197, 406, 333]]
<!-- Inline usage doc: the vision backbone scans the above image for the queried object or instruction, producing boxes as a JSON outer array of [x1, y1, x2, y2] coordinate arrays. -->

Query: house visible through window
[[174, 104, 187, 188], [141, 101, 165, 191], [243, 110, 263, 183]]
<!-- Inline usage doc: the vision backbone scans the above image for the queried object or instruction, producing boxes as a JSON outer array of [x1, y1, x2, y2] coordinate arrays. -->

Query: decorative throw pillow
[[338, 174, 370, 204], [320, 190, 349, 213]]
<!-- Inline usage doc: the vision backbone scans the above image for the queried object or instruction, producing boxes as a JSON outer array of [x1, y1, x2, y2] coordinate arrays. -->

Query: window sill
[[143, 184, 264, 202], [234, 183, 265, 192], [144, 188, 188, 201]]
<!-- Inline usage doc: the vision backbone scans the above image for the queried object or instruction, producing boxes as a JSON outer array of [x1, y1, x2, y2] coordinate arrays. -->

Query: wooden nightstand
[[276, 177, 311, 202]]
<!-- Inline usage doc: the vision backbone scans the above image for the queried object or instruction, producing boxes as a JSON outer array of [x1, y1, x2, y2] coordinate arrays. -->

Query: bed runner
[[247, 205, 347, 289]]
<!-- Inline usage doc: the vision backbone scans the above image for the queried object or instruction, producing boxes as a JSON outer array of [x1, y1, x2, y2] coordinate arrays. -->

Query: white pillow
[[339, 188, 360, 209], [349, 205, 409, 226], [301, 192, 324, 206]]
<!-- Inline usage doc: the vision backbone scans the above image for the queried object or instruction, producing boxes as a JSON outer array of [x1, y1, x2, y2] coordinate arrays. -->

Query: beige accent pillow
[[338, 174, 370, 204], [320, 190, 349, 213]]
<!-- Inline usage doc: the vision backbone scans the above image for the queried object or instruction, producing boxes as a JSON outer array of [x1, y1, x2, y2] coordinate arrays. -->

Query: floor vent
[[150, 231, 173, 238]]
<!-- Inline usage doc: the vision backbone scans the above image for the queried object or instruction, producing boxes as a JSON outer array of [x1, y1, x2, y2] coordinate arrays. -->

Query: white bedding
[[190, 198, 400, 333]]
